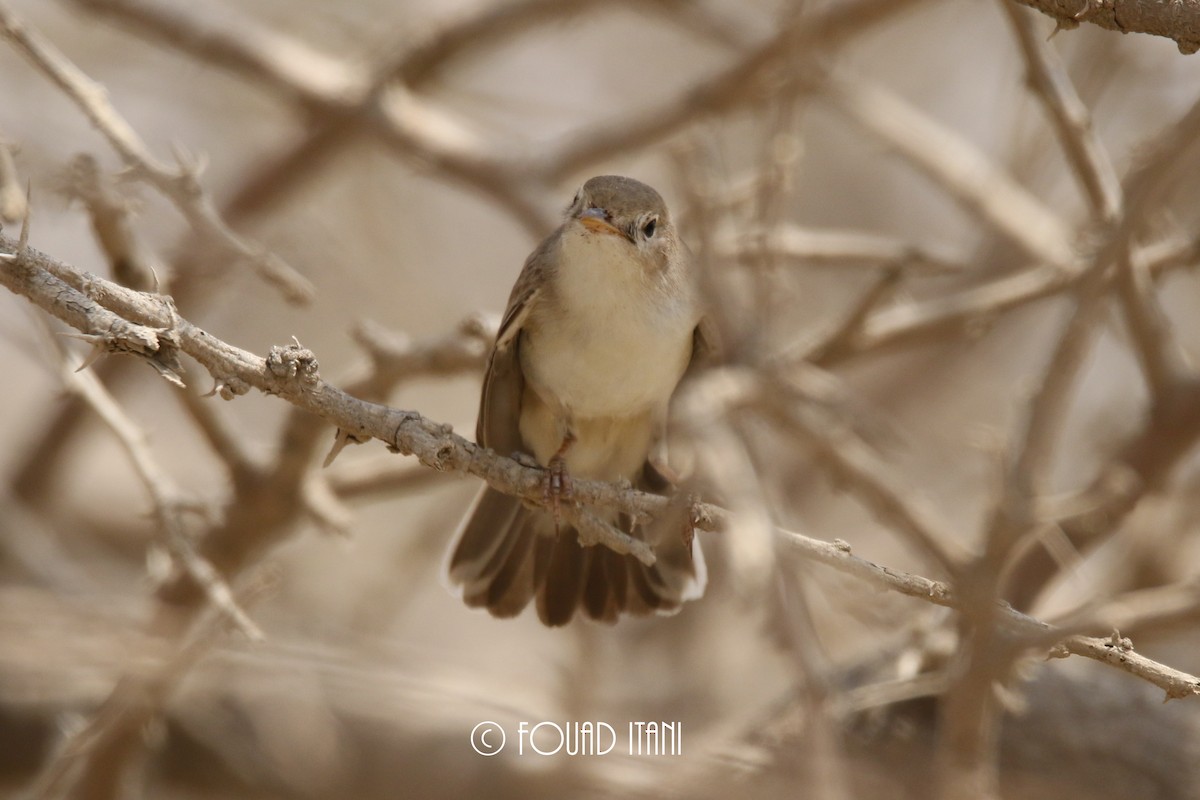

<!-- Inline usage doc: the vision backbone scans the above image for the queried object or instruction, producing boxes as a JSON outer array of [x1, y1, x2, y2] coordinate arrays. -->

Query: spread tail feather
[[446, 486, 706, 626]]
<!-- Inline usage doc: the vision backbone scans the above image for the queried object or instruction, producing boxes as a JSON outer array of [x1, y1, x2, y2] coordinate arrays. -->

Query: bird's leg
[[544, 432, 576, 530]]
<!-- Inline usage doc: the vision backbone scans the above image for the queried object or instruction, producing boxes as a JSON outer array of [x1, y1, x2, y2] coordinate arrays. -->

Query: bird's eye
[[641, 217, 658, 239]]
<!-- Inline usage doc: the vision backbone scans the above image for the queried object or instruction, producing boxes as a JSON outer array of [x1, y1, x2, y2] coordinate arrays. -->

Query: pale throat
[[520, 225, 696, 423]]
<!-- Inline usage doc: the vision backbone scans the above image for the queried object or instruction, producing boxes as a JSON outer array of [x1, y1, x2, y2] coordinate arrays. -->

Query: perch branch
[[3, 232, 1199, 698]]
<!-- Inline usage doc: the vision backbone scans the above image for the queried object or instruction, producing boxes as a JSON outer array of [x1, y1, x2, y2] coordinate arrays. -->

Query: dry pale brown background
[[1, 0, 1200, 798]]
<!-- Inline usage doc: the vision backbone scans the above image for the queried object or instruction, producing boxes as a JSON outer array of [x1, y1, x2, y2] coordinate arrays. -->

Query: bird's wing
[[475, 231, 559, 455]]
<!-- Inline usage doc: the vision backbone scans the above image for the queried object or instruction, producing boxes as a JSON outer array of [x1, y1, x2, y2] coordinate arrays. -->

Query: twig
[[24, 569, 273, 800], [682, 363, 963, 568], [1058, 635, 1200, 700], [803, 268, 904, 364], [823, 70, 1074, 270], [778, 383, 961, 568], [61, 0, 367, 110], [1002, 1, 1122, 222], [1009, 265, 1110, 508], [57, 357, 264, 642], [175, 379, 258, 477], [347, 316, 493, 401], [540, 0, 935, 183], [773, 527, 1200, 700], [804, 235, 1200, 366], [675, 373, 781, 604], [930, 262, 1110, 799], [721, 226, 964, 275], [1001, 33, 1193, 436], [1115, 244, 1187, 399], [0, 130, 25, 224], [1045, 578, 1200, 641], [0, 2, 314, 303], [61, 153, 159, 292], [565, 505, 656, 566]]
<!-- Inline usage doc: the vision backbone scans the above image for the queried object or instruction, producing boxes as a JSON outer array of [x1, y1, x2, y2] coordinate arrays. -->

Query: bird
[[445, 175, 709, 626]]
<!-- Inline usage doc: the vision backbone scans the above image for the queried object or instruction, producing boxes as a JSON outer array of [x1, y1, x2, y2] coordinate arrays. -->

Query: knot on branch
[[210, 376, 250, 400], [421, 422, 460, 470], [67, 319, 184, 387], [388, 410, 422, 456], [265, 341, 319, 385], [1106, 629, 1133, 652]]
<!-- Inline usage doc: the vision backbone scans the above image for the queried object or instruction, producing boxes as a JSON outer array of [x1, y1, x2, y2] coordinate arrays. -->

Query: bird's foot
[[543, 454, 574, 532]]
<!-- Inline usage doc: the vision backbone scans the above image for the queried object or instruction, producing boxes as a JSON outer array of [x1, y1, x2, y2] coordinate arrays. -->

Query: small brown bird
[[446, 175, 708, 626]]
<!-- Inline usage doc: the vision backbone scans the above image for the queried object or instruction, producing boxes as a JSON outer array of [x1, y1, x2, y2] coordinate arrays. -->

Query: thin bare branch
[[57, 357, 264, 642], [61, 0, 368, 108], [175, 379, 258, 476], [0, 2, 314, 303], [803, 268, 904, 364], [1002, 1, 1122, 222], [1104, 95, 1200, 396], [540, 0, 936, 183], [720, 226, 964, 274], [823, 70, 1075, 269], [0, 131, 25, 224], [683, 363, 964, 569], [805, 235, 1200, 366], [774, 527, 1200, 700], [1058, 634, 1200, 700], [61, 153, 160, 292], [1116, 244, 1188, 398], [1045, 578, 1200, 640], [1009, 266, 1110, 507], [781, 385, 962, 568], [25, 570, 273, 799], [347, 315, 494, 401]]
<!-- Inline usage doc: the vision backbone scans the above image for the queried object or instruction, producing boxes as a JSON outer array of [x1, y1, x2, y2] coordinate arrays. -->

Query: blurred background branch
[[1, 1, 1200, 799]]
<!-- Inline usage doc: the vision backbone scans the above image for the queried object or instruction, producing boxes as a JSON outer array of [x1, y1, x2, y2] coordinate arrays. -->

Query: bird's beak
[[578, 207, 622, 236]]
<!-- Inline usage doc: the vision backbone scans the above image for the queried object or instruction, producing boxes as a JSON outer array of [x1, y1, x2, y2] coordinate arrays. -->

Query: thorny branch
[[57, 360, 264, 641], [0, 1, 314, 303], [1012, 0, 1200, 55], [2, 234, 1198, 701], [3, 0, 1200, 796]]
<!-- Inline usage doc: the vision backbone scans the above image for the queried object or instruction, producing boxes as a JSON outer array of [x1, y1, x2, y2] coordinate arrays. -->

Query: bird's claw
[[543, 455, 574, 533]]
